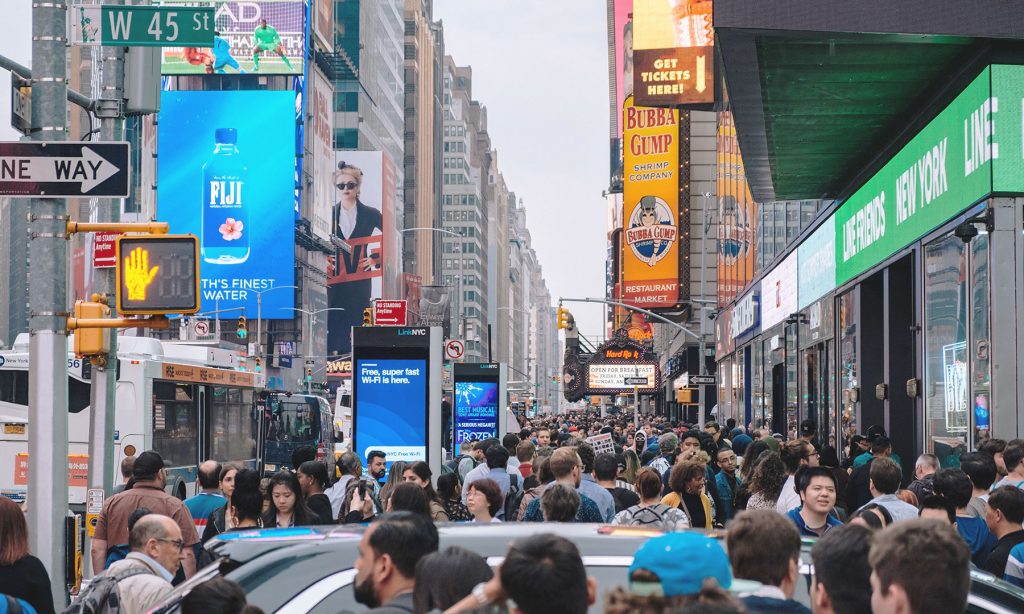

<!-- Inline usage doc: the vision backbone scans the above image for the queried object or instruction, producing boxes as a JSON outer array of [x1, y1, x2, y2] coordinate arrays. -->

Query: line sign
[[0, 141, 129, 198], [70, 4, 215, 47], [624, 376, 649, 386]]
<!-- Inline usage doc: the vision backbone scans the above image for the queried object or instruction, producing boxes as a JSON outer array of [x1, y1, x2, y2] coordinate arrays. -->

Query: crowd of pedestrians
[[6, 412, 1024, 613]]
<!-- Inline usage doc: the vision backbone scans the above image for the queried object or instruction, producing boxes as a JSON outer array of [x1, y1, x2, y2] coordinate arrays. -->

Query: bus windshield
[[267, 397, 320, 443]]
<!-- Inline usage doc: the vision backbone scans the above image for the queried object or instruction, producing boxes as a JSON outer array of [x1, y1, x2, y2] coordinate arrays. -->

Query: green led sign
[[832, 65, 1024, 285]]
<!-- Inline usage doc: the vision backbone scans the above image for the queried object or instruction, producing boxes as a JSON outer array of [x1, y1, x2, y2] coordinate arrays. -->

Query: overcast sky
[[435, 0, 609, 340], [0, 1, 610, 339]]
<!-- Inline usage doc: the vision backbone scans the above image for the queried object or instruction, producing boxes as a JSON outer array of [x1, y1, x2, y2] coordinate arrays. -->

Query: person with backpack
[[68, 514, 183, 614], [613, 467, 690, 531], [0, 496, 53, 614]]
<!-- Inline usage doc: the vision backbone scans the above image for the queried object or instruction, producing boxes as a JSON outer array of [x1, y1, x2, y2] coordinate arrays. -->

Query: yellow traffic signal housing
[[237, 315, 248, 339], [254, 356, 261, 373], [73, 300, 110, 357], [676, 387, 699, 405], [557, 306, 570, 330], [116, 235, 200, 315], [362, 308, 374, 326]]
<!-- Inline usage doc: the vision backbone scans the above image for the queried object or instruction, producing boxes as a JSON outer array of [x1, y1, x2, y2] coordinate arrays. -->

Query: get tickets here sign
[[833, 65, 1024, 285]]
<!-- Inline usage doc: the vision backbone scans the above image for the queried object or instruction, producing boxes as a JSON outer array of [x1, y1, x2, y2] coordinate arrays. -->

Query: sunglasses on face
[[337, 181, 358, 190]]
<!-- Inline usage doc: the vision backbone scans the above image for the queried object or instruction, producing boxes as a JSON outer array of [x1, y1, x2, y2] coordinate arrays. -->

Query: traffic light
[[254, 356, 262, 373], [362, 308, 373, 326], [306, 367, 313, 382], [557, 306, 570, 330], [73, 300, 110, 357], [676, 388, 699, 405], [116, 235, 199, 315], [237, 315, 248, 339]]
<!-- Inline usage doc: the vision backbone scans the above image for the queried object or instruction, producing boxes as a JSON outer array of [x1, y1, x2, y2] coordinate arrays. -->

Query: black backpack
[[62, 567, 151, 614], [500, 474, 522, 521]]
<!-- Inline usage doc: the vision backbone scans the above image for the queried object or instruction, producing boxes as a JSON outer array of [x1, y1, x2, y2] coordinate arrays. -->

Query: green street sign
[[832, 64, 1024, 285], [70, 4, 214, 47]]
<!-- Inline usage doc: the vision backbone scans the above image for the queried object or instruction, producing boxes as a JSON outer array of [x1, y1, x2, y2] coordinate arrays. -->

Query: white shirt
[[775, 475, 801, 514], [325, 474, 354, 519], [337, 204, 358, 239]]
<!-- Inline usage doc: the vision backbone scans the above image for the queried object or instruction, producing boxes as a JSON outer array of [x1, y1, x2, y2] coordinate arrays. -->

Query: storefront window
[[838, 291, 858, 451], [924, 234, 968, 466], [970, 233, 991, 446], [751, 342, 764, 430]]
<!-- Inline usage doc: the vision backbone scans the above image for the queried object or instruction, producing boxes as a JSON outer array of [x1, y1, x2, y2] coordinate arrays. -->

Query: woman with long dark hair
[[378, 461, 408, 511], [436, 472, 472, 521], [386, 482, 432, 519], [413, 546, 493, 613], [746, 452, 788, 511], [297, 460, 334, 524], [227, 469, 264, 530], [202, 463, 241, 543], [261, 471, 313, 528], [0, 496, 54, 614], [402, 461, 449, 522]]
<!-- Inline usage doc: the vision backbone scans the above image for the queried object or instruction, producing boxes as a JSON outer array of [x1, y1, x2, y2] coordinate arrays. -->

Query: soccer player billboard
[[156, 90, 296, 317], [161, 1, 305, 75]]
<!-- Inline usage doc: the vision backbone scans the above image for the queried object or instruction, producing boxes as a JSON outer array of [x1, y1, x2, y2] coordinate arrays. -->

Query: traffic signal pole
[[28, 1, 70, 604], [84, 15, 125, 576]]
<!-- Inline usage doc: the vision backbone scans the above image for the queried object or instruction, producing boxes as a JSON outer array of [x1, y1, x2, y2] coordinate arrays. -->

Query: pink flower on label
[[219, 218, 244, 241]]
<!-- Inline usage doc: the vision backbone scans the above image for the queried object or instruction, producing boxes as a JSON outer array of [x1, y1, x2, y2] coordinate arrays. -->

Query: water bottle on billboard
[[202, 127, 249, 264]]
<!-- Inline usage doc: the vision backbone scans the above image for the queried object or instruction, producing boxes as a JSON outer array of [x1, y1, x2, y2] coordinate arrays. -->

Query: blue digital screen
[[354, 359, 427, 468], [157, 90, 296, 317], [453, 380, 499, 454]]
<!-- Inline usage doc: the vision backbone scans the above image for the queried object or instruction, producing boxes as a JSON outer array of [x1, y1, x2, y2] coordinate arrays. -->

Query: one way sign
[[0, 141, 130, 198]]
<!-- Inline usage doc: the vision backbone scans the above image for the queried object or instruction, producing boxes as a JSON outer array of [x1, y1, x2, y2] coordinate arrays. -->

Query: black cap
[[132, 450, 165, 479]]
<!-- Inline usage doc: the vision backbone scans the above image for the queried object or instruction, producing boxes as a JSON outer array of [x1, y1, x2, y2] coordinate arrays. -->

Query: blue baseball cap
[[629, 533, 733, 597]]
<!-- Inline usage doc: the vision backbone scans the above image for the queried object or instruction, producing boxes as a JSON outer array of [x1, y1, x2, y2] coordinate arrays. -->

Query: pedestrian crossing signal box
[[116, 234, 200, 315], [676, 387, 699, 405]]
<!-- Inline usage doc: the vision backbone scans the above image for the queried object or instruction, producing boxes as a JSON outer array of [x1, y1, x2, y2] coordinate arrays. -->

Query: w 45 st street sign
[[70, 4, 215, 47], [0, 142, 129, 198]]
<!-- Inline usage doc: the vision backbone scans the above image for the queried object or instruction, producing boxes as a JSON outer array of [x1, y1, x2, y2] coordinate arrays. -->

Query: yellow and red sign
[[632, 0, 715, 107], [15, 454, 89, 487], [622, 96, 681, 309]]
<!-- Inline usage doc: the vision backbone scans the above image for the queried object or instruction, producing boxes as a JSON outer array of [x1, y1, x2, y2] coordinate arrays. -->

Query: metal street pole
[[84, 0, 126, 578], [698, 191, 713, 428], [279, 307, 346, 393], [29, 1, 70, 604]]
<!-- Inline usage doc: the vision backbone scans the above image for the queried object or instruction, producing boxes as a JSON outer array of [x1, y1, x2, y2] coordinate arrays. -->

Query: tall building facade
[[402, 0, 444, 285]]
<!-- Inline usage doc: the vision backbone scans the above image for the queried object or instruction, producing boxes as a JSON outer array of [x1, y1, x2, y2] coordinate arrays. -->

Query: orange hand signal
[[124, 247, 159, 301]]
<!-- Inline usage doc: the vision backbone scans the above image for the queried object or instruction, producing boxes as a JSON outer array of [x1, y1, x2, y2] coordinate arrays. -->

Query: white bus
[[0, 334, 265, 505]]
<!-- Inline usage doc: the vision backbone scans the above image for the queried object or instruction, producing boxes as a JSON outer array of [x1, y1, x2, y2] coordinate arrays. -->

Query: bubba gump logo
[[626, 195, 677, 266]]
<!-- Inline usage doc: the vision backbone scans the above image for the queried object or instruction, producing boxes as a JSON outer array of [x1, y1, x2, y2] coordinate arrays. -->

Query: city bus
[[0, 334, 267, 505], [260, 391, 335, 475]]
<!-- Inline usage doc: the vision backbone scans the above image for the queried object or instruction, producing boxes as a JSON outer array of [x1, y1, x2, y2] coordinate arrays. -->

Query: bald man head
[[129, 514, 184, 576], [198, 460, 222, 491]]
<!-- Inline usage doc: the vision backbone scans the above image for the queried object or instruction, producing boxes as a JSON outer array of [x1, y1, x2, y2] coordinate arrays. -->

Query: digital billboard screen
[[157, 90, 296, 317], [354, 358, 428, 469], [161, 1, 305, 75], [453, 380, 499, 454]]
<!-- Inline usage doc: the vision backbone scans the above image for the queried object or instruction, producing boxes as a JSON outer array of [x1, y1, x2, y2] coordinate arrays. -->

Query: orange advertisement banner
[[622, 96, 680, 308], [15, 454, 89, 487], [161, 362, 256, 388]]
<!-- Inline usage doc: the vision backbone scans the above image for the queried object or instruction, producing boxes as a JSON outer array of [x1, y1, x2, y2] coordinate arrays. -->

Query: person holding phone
[[340, 480, 377, 524]]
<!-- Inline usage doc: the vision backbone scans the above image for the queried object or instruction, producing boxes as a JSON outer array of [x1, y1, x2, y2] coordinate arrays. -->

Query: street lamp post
[[280, 307, 347, 392], [253, 285, 299, 363], [401, 227, 464, 336]]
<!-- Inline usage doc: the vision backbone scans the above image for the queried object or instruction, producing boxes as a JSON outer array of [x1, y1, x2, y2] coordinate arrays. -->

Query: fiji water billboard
[[453, 381, 499, 453], [157, 90, 295, 317]]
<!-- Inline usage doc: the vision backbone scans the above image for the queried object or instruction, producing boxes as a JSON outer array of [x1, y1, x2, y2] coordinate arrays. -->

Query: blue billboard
[[157, 90, 295, 317], [354, 358, 428, 468], [453, 381, 499, 454]]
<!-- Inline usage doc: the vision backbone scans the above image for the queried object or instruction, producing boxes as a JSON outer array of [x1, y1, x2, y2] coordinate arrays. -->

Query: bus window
[[152, 381, 198, 469], [267, 398, 318, 444], [210, 386, 257, 462], [69, 377, 91, 413], [0, 371, 29, 406]]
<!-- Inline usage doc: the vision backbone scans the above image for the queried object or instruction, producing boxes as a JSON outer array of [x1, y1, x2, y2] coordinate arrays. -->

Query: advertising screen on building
[[632, 0, 714, 106], [354, 358, 428, 466], [717, 111, 757, 307], [453, 381, 499, 452], [326, 151, 399, 355], [621, 96, 682, 309], [157, 90, 296, 317], [310, 70, 334, 241], [312, 0, 334, 51], [161, 1, 305, 75]]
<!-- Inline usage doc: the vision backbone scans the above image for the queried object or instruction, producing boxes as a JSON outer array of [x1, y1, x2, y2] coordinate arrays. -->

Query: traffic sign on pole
[[374, 300, 409, 326], [0, 142, 129, 198], [689, 374, 717, 386], [624, 376, 649, 386], [70, 4, 215, 47]]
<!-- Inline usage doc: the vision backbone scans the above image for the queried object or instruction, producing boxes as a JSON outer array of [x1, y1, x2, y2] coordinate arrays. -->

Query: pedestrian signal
[[116, 235, 199, 315]]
